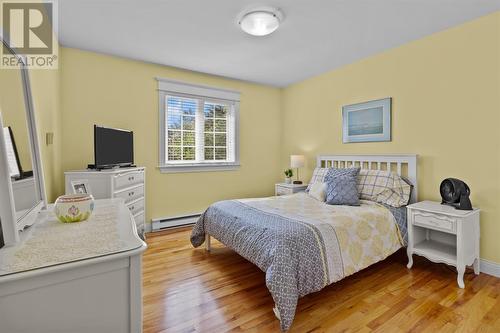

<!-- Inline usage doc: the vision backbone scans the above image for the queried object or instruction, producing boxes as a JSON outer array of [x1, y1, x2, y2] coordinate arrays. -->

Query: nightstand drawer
[[276, 187, 292, 196], [413, 211, 456, 234], [275, 183, 308, 196]]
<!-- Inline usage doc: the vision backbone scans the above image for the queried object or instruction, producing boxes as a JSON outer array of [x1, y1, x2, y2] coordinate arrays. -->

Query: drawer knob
[[130, 206, 134, 211], [129, 191, 134, 196]]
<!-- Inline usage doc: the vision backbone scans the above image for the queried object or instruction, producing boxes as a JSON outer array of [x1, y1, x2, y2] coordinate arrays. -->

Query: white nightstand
[[275, 183, 308, 196], [406, 200, 480, 288]]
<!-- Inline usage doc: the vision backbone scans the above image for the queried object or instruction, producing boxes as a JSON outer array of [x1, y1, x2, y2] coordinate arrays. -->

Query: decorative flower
[[68, 205, 80, 217]]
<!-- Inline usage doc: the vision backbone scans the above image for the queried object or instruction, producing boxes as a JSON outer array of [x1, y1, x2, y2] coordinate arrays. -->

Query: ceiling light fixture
[[238, 9, 283, 36]]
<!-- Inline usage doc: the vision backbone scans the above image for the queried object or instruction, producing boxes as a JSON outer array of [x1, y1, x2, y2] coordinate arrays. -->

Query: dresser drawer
[[413, 211, 456, 234], [133, 210, 145, 227], [126, 198, 144, 216], [114, 184, 144, 203], [114, 171, 144, 191]]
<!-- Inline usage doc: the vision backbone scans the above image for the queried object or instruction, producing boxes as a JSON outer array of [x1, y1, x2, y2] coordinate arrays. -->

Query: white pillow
[[306, 168, 330, 192], [308, 182, 327, 202]]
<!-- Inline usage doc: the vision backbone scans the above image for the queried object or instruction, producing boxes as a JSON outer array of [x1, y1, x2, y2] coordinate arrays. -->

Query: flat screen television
[[94, 125, 134, 169]]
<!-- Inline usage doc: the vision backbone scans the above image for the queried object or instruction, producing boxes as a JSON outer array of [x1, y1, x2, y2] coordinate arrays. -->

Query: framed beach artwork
[[342, 97, 391, 143]]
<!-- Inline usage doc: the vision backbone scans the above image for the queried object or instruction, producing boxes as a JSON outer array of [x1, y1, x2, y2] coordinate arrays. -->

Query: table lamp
[[290, 155, 305, 184]]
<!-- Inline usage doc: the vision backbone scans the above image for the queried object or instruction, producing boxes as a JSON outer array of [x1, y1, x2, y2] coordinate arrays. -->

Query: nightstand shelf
[[407, 200, 480, 289], [413, 239, 457, 266]]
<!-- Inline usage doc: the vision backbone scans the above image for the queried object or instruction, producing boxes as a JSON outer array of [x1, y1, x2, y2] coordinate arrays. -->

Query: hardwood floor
[[143, 227, 500, 333]]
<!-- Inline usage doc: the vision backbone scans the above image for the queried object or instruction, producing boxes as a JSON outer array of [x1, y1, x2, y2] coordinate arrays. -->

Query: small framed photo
[[71, 180, 91, 195], [342, 97, 391, 143]]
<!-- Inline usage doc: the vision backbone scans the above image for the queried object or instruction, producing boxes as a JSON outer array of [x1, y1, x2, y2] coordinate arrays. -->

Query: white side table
[[275, 183, 308, 196], [406, 200, 480, 288]]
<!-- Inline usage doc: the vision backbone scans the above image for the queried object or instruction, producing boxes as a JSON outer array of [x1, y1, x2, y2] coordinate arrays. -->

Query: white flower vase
[[285, 177, 292, 184]]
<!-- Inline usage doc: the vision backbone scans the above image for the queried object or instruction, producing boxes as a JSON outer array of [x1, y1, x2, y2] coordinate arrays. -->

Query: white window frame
[[157, 78, 240, 173]]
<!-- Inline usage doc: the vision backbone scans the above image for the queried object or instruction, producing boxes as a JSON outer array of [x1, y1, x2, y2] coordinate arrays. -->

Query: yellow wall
[[0, 53, 61, 203], [30, 66, 62, 202], [282, 12, 500, 262], [54, 12, 499, 263], [60, 48, 282, 222], [0, 63, 33, 171]]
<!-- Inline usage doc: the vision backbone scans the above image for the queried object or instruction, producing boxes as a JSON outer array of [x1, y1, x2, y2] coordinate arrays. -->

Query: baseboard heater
[[151, 213, 201, 231]]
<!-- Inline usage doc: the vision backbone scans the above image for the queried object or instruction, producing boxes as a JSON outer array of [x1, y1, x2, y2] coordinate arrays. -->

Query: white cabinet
[[406, 200, 480, 288], [0, 199, 147, 333], [65, 167, 146, 234]]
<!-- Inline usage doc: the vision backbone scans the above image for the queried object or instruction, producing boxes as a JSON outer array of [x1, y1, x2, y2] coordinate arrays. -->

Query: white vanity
[[0, 199, 147, 333]]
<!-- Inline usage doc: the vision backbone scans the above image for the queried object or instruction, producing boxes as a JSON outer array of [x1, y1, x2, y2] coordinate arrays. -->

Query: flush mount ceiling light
[[238, 8, 283, 36]]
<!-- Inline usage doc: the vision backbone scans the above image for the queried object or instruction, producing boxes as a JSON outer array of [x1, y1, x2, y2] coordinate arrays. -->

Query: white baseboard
[[480, 259, 500, 277], [144, 223, 152, 233]]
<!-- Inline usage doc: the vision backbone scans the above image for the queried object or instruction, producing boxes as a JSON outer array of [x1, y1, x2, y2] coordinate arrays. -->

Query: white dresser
[[0, 199, 147, 333], [65, 167, 146, 234]]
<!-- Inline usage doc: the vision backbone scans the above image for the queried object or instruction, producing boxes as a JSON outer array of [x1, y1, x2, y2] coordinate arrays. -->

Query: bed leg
[[205, 233, 211, 252], [273, 306, 281, 320]]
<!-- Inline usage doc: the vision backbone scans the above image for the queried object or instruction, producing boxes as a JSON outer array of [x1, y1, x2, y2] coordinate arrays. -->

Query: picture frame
[[71, 179, 91, 195], [342, 97, 391, 143]]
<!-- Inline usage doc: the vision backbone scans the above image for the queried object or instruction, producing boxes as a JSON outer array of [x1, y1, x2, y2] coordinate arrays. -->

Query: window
[[166, 96, 197, 161], [158, 78, 240, 172]]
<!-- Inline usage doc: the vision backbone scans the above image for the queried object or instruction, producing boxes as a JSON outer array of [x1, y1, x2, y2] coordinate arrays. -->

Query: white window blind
[[158, 78, 240, 172], [166, 96, 197, 161]]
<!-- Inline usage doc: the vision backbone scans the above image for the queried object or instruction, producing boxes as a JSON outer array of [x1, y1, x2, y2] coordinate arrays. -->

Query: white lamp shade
[[290, 155, 305, 168]]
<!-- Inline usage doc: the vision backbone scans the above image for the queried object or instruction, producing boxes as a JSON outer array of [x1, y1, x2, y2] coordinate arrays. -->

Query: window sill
[[158, 163, 240, 173]]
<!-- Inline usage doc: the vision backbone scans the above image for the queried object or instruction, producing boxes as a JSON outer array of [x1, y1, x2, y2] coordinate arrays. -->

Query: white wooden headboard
[[317, 154, 418, 203]]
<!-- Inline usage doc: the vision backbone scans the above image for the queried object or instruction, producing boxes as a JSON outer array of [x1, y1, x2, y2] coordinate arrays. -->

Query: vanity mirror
[[0, 39, 47, 246]]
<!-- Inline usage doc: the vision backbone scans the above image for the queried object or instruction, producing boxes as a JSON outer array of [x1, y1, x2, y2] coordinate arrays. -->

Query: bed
[[191, 154, 417, 331]]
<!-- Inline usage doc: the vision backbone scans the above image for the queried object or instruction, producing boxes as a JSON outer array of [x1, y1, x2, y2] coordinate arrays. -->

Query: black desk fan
[[439, 178, 472, 210]]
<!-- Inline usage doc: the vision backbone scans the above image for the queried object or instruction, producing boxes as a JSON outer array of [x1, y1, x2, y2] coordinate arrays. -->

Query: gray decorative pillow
[[325, 176, 360, 206], [324, 167, 360, 182], [325, 167, 361, 206]]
